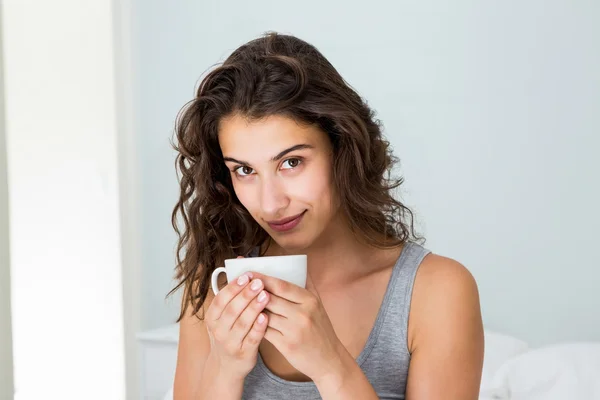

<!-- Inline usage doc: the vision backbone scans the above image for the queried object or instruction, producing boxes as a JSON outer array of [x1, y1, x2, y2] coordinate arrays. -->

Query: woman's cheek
[[232, 181, 256, 210], [295, 171, 330, 203]]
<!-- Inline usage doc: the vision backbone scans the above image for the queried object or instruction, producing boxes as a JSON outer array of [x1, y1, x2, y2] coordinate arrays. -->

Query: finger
[[241, 312, 269, 352], [263, 292, 296, 318], [206, 272, 254, 321], [230, 289, 269, 344], [264, 310, 287, 333], [250, 272, 306, 303], [264, 325, 284, 348], [218, 278, 264, 331]]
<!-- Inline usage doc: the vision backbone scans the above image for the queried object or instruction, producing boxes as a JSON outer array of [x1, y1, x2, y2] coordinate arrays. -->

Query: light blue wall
[[131, 0, 600, 346]]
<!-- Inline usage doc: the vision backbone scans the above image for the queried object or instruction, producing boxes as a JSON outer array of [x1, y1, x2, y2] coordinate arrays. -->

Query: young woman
[[170, 32, 484, 400]]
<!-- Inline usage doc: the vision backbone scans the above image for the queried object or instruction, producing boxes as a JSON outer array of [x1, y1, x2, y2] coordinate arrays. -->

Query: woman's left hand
[[250, 272, 346, 383]]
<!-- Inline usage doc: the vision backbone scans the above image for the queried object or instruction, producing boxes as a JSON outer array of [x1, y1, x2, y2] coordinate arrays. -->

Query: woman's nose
[[259, 177, 289, 216]]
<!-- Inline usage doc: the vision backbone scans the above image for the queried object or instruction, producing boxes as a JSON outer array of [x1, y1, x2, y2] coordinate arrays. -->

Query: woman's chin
[[269, 233, 313, 254]]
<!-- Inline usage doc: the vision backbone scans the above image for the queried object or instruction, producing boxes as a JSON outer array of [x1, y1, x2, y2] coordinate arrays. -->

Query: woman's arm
[[313, 254, 483, 400], [312, 345, 380, 399], [405, 254, 484, 399], [173, 291, 245, 400]]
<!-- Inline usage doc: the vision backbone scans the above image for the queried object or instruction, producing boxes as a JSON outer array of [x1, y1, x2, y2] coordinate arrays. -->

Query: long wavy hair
[[169, 32, 422, 321]]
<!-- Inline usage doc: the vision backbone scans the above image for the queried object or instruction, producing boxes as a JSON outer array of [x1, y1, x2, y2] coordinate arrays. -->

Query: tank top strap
[[383, 241, 431, 352], [392, 242, 431, 337]]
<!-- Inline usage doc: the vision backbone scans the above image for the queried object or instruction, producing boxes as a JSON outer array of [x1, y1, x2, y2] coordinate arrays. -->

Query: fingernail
[[250, 279, 262, 291], [257, 291, 267, 303], [237, 274, 249, 286], [257, 313, 266, 324]]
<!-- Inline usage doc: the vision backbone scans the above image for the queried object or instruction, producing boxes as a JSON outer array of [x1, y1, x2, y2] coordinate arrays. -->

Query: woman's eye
[[281, 158, 302, 169], [236, 166, 254, 176]]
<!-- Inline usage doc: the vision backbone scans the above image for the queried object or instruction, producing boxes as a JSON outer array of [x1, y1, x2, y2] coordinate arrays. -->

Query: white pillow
[[480, 330, 530, 399], [490, 342, 600, 400]]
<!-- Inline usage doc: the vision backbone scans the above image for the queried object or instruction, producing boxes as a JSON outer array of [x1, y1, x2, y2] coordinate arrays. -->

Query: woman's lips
[[267, 211, 306, 232]]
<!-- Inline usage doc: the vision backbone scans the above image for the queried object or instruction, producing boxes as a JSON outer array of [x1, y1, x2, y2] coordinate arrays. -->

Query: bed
[[479, 330, 600, 399]]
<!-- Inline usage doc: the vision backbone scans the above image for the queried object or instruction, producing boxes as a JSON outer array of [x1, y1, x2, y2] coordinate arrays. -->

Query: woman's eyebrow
[[222, 156, 248, 165], [222, 143, 314, 165], [271, 144, 313, 161]]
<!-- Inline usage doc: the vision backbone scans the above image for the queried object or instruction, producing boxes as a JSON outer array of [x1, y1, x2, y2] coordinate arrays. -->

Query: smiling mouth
[[267, 211, 306, 232]]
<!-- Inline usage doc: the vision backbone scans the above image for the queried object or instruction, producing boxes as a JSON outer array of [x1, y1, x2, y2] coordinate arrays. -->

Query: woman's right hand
[[204, 271, 270, 381]]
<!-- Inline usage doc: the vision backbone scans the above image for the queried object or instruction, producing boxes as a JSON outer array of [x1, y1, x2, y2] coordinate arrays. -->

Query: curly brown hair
[[168, 32, 422, 321]]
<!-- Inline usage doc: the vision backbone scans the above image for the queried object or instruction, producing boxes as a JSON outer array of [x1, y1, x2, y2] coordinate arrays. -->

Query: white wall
[[132, 0, 600, 346], [112, 0, 142, 398], [0, 6, 15, 397], [3, 0, 127, 398]]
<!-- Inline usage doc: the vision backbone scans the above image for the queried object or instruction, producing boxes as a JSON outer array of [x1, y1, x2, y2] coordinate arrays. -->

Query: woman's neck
[[265, 212, 402, 289]]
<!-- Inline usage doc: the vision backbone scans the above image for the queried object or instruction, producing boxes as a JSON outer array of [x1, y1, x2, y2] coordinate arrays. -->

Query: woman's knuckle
[[236, 318, 249, 332], [306, 297, 318, 310], [211, 295, 224, 310], [276, 280, 288, 292], [245, 333, 259, 346], [242, 287, 256, 301], [253, 298, 264, 309], [223, 305, 237, 319], [224, 344, 235, 356], [298, 314, 311, 329], [285, 340, 298, 352]]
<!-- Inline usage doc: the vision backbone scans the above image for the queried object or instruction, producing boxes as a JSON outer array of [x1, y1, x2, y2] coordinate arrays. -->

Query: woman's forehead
[[218, 114, 327, 158]]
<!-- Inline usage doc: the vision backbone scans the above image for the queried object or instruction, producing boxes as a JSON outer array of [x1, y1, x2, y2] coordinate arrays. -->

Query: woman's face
[[219, 114, 338, 251]]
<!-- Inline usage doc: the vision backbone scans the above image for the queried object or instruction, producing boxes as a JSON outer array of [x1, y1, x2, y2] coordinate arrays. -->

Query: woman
[[170, 32, 484, 399]]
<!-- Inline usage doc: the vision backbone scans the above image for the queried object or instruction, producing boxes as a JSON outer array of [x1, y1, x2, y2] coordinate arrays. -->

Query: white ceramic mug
[[211, 254, 307, 295]]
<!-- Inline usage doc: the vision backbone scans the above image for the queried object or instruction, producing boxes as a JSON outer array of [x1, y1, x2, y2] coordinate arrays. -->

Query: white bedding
[[480, 331, 600, 400]]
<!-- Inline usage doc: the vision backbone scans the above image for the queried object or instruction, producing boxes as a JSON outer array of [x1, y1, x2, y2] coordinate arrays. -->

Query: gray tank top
[[242, 241, 430, 400]]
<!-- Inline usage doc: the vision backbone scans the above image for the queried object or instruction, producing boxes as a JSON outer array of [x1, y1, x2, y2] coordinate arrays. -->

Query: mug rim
[[224, 254, 307, 263]]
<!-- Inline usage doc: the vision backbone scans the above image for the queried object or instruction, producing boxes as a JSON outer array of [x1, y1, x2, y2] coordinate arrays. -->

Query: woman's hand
[[204, 269, 271, 381], [251, 272, 346, 383]]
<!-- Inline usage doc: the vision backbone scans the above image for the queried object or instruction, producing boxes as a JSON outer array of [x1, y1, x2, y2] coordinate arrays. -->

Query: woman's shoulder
[[415, 252, 478, 292], [408, 251, 482, 350]]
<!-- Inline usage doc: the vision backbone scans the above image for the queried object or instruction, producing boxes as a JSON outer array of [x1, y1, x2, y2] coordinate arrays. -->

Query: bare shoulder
[[414, 253, 479, 298], [408, 253, 483, 352], [405, 253, 484, 398]]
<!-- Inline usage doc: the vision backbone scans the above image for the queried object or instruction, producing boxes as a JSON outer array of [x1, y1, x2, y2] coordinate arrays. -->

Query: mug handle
[[211, 267, 227, 295]]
